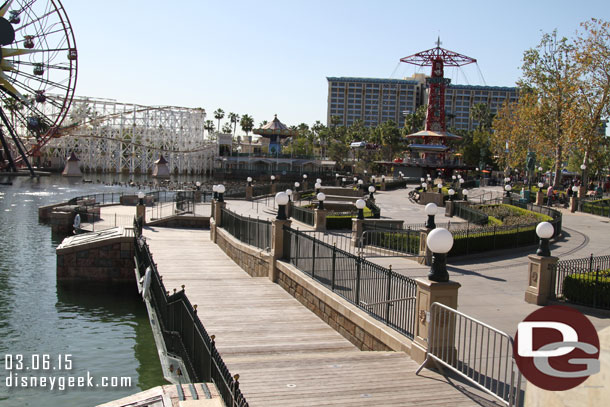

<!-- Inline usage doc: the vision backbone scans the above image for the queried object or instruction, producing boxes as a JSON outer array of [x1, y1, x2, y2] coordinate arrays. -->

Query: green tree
[[203, 120, 215, 137], [402, 105, 427, 134], [379, 120, 401, 161], [228, 112, 240, 137], [240, 114, 254, 137], [222, 122, 233, 134], [214, 108, 225, 132]]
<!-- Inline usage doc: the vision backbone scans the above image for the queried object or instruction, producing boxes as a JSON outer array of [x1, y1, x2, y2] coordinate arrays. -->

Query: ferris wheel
[[0, 0, 77, 176]]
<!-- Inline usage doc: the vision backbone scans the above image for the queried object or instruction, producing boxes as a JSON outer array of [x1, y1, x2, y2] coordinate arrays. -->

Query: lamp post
[[422, 182, 427, 192], [353, 176, 358, 185], [504, 184, 512, 198], [341, 177, 346, 187], [286, 189, 293, 202], [294, 181, 300, 192], [247, 176, 252, 187], [317, 192, 326, 210], [427, 228, 454, 282], [368, 185, 375, 200], [355, 198, 366, 220], [216, 184, 225, 202], [315, 182, 321, 194], [212, 184, 218, 200], [452, 174, 457, 189], [195, 181, 201, 191], [536, 221, 554, 256], [462, 189, 468, 202], [358, 179, 364, 190], [138, 191, 145, 206], [275, 192, 289, 220], [437, 183, 443, 192], [448, 189, 455, 201], [580, 163, 587, 182], [270, 174, 276, 184], [425, 203, 437, 229]]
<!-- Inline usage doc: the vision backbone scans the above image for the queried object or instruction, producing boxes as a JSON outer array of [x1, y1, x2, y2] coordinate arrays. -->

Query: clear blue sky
[[62, 0, 609, 132]]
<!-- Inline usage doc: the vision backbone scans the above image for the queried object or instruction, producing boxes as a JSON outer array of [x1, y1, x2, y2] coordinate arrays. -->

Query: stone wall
[[275, 262, 412, 354], [215, 227, 270, 278], [57, 239, 135, 285], [147, 216, 210, 228]]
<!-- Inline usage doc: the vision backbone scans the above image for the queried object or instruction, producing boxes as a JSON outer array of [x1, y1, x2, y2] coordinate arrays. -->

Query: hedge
[[582, 199, 610, 217], [563, 271, 610, 309], [326, 207, 373, 229]]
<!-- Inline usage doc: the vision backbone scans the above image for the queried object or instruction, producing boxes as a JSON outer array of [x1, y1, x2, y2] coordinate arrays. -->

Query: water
[[0, 174, 193, 406]]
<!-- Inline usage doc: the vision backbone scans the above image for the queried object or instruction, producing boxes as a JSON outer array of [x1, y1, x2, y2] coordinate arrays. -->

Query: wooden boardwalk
[[144, 227, 482, 406]]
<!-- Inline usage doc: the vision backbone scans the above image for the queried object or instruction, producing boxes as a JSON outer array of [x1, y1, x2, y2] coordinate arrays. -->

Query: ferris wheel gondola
[[0, 0, 77, 176]]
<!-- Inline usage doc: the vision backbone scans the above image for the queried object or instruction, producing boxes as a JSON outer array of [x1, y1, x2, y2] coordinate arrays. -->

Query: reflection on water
[[0, 174, 189, 406]]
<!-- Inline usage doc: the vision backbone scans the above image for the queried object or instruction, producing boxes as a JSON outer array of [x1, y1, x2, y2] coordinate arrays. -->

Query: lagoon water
[[0, 174, 179, 406]]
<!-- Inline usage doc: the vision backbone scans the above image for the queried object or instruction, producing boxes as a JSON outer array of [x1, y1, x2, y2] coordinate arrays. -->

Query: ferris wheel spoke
[[13, 60, 72, 71], [0, 0, 14, 17], [9, 69, 71, 91], [15, 8, 54, 33]]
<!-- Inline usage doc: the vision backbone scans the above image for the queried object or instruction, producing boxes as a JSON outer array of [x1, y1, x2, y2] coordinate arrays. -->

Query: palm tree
[[214, 108, 225, 132], [203, 120, 215, 138], [228, 112, 240, 137], [222, 122, 233, 134], [240, 114, 254, 138]]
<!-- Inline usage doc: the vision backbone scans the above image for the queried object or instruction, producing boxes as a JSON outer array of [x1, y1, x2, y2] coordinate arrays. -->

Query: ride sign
[[513, 305, 600, 391]]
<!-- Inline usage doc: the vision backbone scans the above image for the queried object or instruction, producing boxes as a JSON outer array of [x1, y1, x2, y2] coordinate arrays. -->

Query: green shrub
[[326, 207, 373, 229], [473, 204, 552, 226], [563, 271, 610, 308], [365, 231, 420, 254]]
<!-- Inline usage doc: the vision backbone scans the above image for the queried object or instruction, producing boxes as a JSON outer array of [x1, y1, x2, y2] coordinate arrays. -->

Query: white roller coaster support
[[41, 96, 217, 175]]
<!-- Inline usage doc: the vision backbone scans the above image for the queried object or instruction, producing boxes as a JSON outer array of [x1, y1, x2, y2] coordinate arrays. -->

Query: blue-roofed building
[[327, 75, 518, 131]]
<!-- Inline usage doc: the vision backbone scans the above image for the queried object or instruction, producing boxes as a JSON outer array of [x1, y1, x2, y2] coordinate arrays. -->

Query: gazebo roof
[[66, 152, 80, 162], [155, 155, 168, 164], [253, 115, 298, 137], [402, 130, 463, 140]]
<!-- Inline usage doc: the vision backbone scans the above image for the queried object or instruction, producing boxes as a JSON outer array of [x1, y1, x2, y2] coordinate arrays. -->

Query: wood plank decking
[[144, 227, 482, 406]]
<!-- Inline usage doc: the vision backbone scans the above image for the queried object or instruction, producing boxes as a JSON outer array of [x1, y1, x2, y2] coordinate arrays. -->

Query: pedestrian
[[547, 186, 554, 206]]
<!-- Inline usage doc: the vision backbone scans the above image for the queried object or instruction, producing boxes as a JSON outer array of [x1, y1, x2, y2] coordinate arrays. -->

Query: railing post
[[331, 243, 337, 291], [385, 266, 392, 323], [355, 256, 361, 305], [269, 219, 292, 282], [311, 239, 316, 279]]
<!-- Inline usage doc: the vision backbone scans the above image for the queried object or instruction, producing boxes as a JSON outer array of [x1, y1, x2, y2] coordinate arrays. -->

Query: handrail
[[359, 296, 415, 308]]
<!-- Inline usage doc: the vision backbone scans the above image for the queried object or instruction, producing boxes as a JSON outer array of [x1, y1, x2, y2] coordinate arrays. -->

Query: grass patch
[[473, 204, 552, 226]]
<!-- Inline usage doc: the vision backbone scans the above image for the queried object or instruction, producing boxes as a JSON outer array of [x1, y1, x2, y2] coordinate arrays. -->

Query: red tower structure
[[400, 38, 476, 156]]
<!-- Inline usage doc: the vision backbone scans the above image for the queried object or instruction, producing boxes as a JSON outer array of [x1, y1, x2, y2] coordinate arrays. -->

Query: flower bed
[[472, 204, 552, 226]]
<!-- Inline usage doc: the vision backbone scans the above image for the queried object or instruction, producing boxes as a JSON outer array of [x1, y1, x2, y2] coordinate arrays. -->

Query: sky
[[62, 0, 609, 133]]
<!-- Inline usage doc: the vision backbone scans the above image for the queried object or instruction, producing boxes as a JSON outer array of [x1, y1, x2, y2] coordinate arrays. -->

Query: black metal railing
[[133, 220, 249, 407], [284, 227, 417, 339], [453, 202, 489, 225], [291, 205, 315, 226], [366, 199, 381, 219], [361, 228, 420, 256], [551, 254, 610, 310], [220, 208, 272, 252]]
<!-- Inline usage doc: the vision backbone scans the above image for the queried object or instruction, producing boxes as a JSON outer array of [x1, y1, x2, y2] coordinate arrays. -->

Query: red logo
[[513, 305, 600, 391]]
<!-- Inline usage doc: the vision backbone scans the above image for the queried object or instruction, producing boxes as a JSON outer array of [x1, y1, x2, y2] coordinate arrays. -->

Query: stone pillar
[[352, 218, 363, 247], [293, 191, 301, 202], [536, 190, 544, 206], [418, 229, 432, 265], [411, 278, 461, 365], [210, 199, 215, 219], [271, 183, 277, 195], [214, 201, 225, 227], [194, 190, 202, 203], [570, 196, 578, 213], [381, 178, 386, 191], [579, 185, 587, 202], [445, 201, 455, 218], [270, 219, 292, 282], [246, 185, 253, 200], [286, 200, 292, 218], [136, 204, 146, 224], [314, 209, 328, 232], [525, 254, 559, 305]]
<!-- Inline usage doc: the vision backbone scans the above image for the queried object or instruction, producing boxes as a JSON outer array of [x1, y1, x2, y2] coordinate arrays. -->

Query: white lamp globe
[[358, 179, 364, 185], [355, 199, 366, 209], [421, 177, 425, 182], [422, 182, 427, 188], [335, 173, 340, 178], [212, 185, 218, 192], [303, 174, 308, 179], [538, 182, 544, 188], [270, 175, 276, 180], [353, 177, 358, 181], [275, 191, 289, 206], [294, 181, 300, 188], [381, 175, 385, 179], [368, 186, 375, 193], [427, 228, 454, 254], [538, 166, 543, 171], [572, 186, 579, 192], [536, 222, 554, 239], [452, 175, 457, 180], [457, 174, 462, 179], [317, 192, 326, 201], [364, 170, 368, 174], [580, 164, 587, 170], [448, 189, 455, 196], [138, 191, 145, 199], [247, 177, 252, 182], [459, 178, 464, 184], [425, 203, 438, 216], [475, 167, 479, 171], [216, 184, 226, 194], [463, 189, 469, 196], [316, 178, 322, 184], [286, 189, 293, 196], [505, 177, 511, 183], [437, 183, 443, 189], [342, 178, 346, 182], [196, 181, 201, 187], [314, 182, 321, 189], [505, 184, 512, 191]]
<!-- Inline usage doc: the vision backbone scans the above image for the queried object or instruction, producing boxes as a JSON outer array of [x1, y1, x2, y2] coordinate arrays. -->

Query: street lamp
[[315, 182, 321, 193], [212, 184, 218, 200], [580, 164, 587, 185], [427, 228, 454, 282], [317, 192, 326, 210], [358, 179, 364, 190], [341, 177, 346, 187], [353, 176, 358, 184], [448, 189, 455, 201], [271, 175, 276, 184], [138, 191, 145, 206], [536, 221, 554, 256], [437, 183, 443, 192], [368, 185, 375, 200], [217, 184, 226, 202], [462, 189, 468, 201], [275, 192, 289, 220], [195, 181, 201, 191], [247, 177, 252, 187], [355, 198, 366, 220], [504, 184, 512, 198], [425, 203, 437, 229], [421, 182, 427, 192], [294, 181, 300, 192], [572, 185, 579, 199], [286, 189, 293, 202], [538, 182, 544, 189], [316, 178, 322, 184]]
